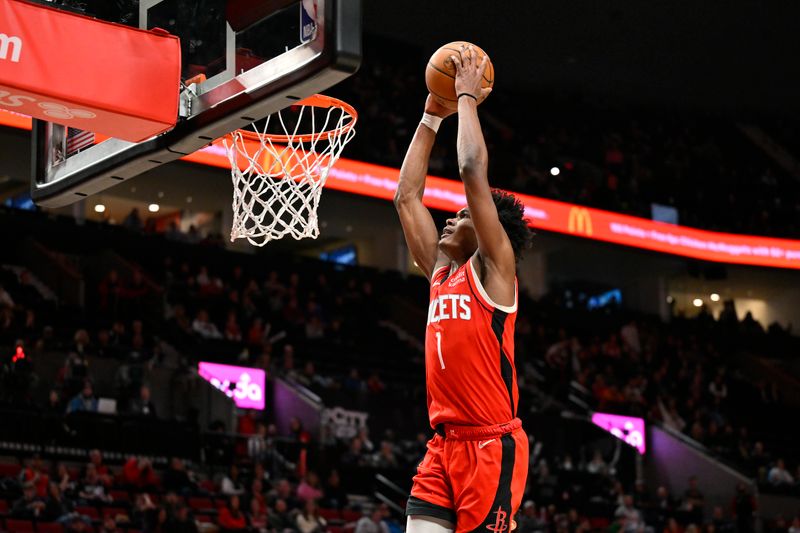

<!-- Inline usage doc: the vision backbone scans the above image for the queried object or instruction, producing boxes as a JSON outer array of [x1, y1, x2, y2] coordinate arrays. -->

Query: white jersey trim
[[431, 265, 450, 287], [468, 258, 518, 313]]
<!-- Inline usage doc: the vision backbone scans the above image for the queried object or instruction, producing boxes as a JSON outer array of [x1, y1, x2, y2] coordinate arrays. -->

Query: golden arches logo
[[568, 207, 593, 236]]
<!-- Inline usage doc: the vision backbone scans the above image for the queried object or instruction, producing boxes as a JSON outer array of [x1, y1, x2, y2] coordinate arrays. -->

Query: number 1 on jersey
[[435, 331, 445, 369]]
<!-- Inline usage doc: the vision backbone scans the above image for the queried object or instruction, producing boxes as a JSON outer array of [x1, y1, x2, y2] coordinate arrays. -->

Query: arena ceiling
[[364, 0, 800, 117]]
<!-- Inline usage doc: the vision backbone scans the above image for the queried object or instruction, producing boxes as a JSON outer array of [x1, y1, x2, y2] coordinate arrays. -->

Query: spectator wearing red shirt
[[218, 495, 248, 531], [19, 454, 50, 498], [122, 457, 159, 490], [88, 449, 112, 487]]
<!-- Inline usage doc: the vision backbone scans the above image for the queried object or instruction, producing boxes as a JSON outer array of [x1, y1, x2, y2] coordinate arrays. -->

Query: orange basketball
[[425, 41, 494, 110]]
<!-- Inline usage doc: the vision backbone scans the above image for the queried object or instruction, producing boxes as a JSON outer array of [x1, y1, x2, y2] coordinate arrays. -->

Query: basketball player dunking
[[394, 45, 533, 533]]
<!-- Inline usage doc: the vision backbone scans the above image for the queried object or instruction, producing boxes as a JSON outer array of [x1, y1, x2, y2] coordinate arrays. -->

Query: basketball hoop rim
[[229, 94, 357, 144]]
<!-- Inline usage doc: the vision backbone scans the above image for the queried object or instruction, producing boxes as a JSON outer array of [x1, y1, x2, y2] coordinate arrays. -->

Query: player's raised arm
[[451, 46, 516, 282], [394, 96, 453, 280]]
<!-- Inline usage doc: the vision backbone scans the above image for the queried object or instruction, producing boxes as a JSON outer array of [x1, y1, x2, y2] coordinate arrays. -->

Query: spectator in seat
[[77, 463, 112, 504], [296, 499, 327, 533], [11, 481, 46, 519], [247, 478, 268, 516], [614, 494, 648, 533], [168, 503, 200, 533], [192, 309, 222, 339], [296, 471, 324, 503], [708, 374, 728, 402], [66, 381, 98, 414], [55, 463, 77, 497], [268, 499, 294, 532], [249, 497, 269, 533], [218, 494, 248, 531], [653, 486, 676, 531], [767, 458, 795, 487], [321, 469, 348, 510], [373, 441, 399, 469], [709, 506, 734, 533], [355, 507, 390, 533], [248, 422, 273, 463], [44, 481, 74, 522], [731, 483, 756, 533], [682, 476, 705, 525], [64, 515, 94, 532], [129, 384, 157, 417], [98, 516, 122, 533], [586, 450, 608, 475], [224, 310, 243, 341], [221, 464, 246, 496], [342, 437, 366, 466], [19, 454, 50, 498], [131, 493, 158, 531], [163, 457, 195, 494], [665, 518, 684, 533], [88, 449, 113, 487], [269, 478, 301, 509], [122, 457, 159, 490], [516, 500, 546, 533]]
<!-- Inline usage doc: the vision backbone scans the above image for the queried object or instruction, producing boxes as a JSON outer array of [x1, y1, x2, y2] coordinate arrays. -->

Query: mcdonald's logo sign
[[568, 207, 593, 236]]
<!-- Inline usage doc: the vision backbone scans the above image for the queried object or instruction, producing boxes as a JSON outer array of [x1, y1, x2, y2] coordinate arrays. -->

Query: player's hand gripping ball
[[425, 41, 494, 110]]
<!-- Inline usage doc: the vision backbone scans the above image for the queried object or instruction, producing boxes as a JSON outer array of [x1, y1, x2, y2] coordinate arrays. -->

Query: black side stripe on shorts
[[406, 495, 457, 523], [471, 433, 516, 533], [491, 308, 515, 417]]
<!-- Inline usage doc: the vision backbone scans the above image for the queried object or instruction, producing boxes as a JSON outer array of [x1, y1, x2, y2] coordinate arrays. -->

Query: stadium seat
[[75, 506, 100, 519], [589, 517, 610, 529], [109, 490, 130, 502], [102, 507, 128, 520], [318, 508, 342, 521], [36, 523, 64, 533], [196, 514, 212, 523], [188, 497, 215, 511], [0, 500, 8, 515], [4, 519, 35, 532], [341, 510, 362, 522], [0, 464, 21, 478]]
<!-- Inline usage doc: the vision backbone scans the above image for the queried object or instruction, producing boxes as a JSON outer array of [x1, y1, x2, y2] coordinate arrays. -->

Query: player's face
[[439, 207, 478, 258]]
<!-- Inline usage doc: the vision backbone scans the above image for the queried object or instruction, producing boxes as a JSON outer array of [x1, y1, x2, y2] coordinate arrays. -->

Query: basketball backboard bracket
[[31, 0, 361, 208]]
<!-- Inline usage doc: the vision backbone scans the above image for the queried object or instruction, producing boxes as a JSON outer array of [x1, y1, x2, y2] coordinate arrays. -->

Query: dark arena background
[[1, 1, 800, 533]]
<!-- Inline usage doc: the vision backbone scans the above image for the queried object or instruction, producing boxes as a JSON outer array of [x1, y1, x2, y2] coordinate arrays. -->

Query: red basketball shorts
[[406, 418, 529, 533]]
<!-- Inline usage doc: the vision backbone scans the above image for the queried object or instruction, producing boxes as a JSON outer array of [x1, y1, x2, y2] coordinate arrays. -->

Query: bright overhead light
[[148, 203, 160, 213], [666, 296, 674, 304], [693, 298, 703, 307], [710, 293, 720, 302], [94, 204, 105, 213], [550, 167, 560, 176]]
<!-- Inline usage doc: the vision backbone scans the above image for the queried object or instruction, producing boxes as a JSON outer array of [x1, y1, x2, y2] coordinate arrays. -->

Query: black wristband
[[457, 93, 478, 102]]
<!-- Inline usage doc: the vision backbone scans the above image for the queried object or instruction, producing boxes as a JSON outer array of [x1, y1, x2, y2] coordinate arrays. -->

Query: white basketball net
[[225, 97, 356, 246]]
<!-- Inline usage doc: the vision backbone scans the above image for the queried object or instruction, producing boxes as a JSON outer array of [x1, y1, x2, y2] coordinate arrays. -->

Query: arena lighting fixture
[[148, 203, 160, 213], [693, 298, 703, 307], [94, 204, 105, 213], [550, 167, 560, 176], [666, 296, 674, 304], [710, 293, 721, 302]]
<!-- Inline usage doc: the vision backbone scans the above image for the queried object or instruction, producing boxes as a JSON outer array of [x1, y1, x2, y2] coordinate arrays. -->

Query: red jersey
[[425, 259, 519, 428]]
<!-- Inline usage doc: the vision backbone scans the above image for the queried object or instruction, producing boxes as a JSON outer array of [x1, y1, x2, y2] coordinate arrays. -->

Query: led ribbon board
[[591, 412, 646, 454], [3, 109, 800, 269], [198, 361, 265, 410]]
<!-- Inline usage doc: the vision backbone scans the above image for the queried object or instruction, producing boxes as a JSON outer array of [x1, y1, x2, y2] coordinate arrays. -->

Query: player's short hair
[[492, 189, 534, 262]]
